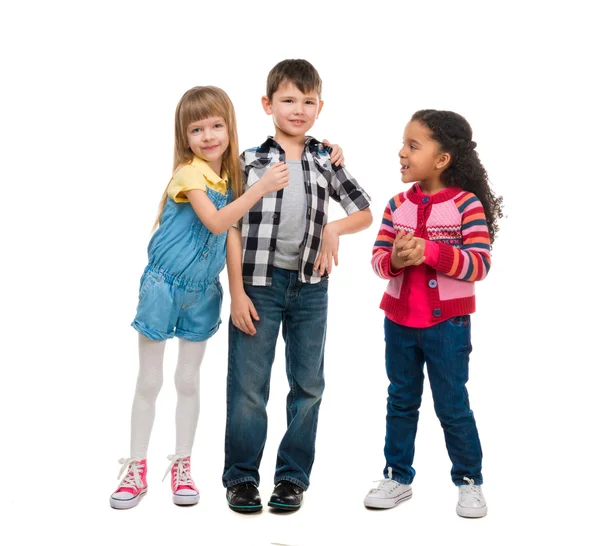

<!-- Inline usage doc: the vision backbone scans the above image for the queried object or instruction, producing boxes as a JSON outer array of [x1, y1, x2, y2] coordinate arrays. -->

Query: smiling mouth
[[202, 145, 219, 151], [400, 164, 409, 172]]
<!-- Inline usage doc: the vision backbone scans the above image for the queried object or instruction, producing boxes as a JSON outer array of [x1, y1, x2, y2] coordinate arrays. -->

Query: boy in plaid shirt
[[223, 59, 372, 512]]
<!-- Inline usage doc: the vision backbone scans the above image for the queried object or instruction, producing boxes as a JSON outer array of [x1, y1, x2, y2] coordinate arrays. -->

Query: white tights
[[130, 334, 207, 460]]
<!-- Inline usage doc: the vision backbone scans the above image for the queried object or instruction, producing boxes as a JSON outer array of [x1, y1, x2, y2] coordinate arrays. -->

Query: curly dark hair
[[411, 109, 504, 245]]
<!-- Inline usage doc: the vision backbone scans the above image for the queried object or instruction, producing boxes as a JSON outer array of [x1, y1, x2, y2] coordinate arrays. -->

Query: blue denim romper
[[132, 186, 231, 342]]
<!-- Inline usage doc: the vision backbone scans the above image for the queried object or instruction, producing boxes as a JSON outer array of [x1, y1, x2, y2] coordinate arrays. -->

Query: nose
[[398, 146, 407, 158], [202, 128, 214, 141]]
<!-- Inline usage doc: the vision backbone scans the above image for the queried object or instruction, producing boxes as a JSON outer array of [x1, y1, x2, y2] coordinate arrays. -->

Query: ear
[[261, 95, 272, 115], [436, 152, 451, 170], [317, 100, 324, 118]]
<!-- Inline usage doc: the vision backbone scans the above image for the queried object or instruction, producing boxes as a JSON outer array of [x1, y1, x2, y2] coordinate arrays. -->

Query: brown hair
[[153, 86, 242, 230], [266, 59, 322, 100]]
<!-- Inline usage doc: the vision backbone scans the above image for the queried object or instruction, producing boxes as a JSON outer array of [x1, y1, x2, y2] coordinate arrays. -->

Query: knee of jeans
[[296, 377, 325, 401], [387, 384, 421, 407], [434, 402, 474, 427]]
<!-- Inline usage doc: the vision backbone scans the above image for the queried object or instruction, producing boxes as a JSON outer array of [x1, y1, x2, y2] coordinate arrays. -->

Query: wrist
[[325, 222, 341, 237], [390, 252, 403, 272], [247, 183, 263, 198]]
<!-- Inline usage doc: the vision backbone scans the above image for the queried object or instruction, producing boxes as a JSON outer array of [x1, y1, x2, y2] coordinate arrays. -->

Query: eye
[[283, 99, 293, 103], [214, 123, 224, 129], [410, 144, 417, 150], [191, 127, 202, 133], [305, 100, 314, 105]]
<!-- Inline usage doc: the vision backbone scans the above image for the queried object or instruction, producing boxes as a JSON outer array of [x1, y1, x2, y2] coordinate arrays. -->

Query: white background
[[1, 1, 599, 545]]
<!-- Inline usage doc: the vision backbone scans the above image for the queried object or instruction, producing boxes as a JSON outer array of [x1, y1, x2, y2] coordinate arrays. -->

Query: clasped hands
[[391, 229, 426, 271]]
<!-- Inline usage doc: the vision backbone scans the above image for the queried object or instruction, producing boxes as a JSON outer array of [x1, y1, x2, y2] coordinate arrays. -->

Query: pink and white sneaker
[[110, 458, 148, 509], [163, 454, 199, 506]]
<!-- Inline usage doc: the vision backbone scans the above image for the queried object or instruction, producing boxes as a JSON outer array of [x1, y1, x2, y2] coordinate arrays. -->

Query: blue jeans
[[383, 316, 483, 486], [223, 267, 328, 490]]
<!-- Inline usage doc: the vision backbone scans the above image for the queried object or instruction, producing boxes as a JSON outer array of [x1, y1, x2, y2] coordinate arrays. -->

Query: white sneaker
[[456, 477, 487, 518], [364, 467, 412, 509]]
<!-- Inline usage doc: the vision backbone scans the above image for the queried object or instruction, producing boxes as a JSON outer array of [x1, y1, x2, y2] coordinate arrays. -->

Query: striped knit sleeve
[[435, 193, 491, 281], [371, 200, 403, 279]]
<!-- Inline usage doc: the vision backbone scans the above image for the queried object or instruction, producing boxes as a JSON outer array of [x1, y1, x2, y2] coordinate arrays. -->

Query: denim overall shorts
[[132, 187, 231, 342]]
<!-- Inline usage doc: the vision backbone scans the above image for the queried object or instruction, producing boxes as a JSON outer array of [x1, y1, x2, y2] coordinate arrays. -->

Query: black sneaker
[[268, 481, 303, 511], [226, 482, 262, 513]]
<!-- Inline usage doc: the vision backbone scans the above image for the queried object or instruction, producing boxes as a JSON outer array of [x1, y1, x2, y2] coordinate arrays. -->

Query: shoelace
[[460, 477, 483, 501], [162, 454, 194, 487], [370, 466, 400, 492], [116, 458, 144, 489]]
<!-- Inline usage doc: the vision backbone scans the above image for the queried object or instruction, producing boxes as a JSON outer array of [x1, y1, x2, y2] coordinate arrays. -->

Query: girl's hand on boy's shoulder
[[231, 292, 260, 335], [323, 139, 344, 167], [314, 223, 340, 276]]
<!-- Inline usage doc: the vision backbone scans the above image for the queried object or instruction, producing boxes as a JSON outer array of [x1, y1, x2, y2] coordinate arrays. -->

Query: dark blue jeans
[[222, 267, 328, 490], [384, 316, 483, 486]]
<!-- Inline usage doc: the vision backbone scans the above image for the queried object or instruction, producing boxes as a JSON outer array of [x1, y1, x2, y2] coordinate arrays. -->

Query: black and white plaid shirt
[[239, 136, 371, 286]]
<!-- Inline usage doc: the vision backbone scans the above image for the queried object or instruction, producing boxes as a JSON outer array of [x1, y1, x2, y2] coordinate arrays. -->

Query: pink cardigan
[[372, 183, 491, 327]]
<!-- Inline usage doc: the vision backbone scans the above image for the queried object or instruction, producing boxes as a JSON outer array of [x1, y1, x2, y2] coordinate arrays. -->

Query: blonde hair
[[153, 86, 242, 230]]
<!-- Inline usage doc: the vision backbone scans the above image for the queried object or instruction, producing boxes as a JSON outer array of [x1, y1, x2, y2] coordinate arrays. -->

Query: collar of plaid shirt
[[239, 136, 370, 286]]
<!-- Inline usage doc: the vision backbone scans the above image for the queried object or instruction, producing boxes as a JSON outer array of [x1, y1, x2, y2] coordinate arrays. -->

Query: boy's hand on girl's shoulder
[[314, 223, 340, 276], [231, 292, 260, 335], [322, 139, 344, 166], [258, 161, 289, 195], [391, 230, 426, 270]]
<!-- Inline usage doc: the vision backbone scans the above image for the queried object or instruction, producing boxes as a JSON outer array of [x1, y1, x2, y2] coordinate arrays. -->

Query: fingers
[[248, 301, 259, 322], [269, 162, 289, 189], [314, 251, 333, 275], [394, 229, 413, 245], [242, 314, 257, 336], [313, 254, 321, 272], [232, 301, 259, 336], [397, 244, 416, 259], [331, 147, 344, 166], [395, 235, 416, 254], [322, 139, 344, 166], [319, 253, 328, 276], [233, 311, 256, 336], [403, 251, 426, 267]]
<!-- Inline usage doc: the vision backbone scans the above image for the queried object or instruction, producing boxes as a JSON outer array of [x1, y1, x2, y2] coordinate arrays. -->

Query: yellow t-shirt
[[167, 156, 229, 202]]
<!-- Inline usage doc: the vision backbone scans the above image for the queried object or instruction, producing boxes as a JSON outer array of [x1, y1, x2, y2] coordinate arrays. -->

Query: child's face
[[187, 116, 229, 170], [398, 121, 448, 184], [262, 81, 323, 138]]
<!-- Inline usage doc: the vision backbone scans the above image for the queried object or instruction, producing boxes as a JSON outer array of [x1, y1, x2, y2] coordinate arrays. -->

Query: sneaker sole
[[173, 493, 199, 506], [456, 504, 488, 518], [110, 488, 148, 510], [364, 489, 412, 509]]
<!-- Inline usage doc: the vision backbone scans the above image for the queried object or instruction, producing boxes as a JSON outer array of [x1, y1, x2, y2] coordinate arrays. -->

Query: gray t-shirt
[[273, 161, 307, 270]]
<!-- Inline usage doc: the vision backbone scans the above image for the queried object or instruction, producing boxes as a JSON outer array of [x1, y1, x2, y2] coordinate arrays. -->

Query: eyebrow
[[189, 118, 225, 127], [406, 138, 421, 146], [280, 95, 318, 100]]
